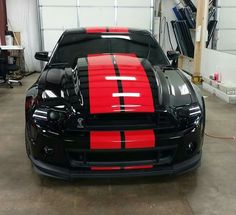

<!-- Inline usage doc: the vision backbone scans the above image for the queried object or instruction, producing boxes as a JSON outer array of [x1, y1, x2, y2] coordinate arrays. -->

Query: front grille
[[85, 113, 157, 130], [157, 112, 176, 131], [67, 146, 177, 168], [66, 111, 177, 132]]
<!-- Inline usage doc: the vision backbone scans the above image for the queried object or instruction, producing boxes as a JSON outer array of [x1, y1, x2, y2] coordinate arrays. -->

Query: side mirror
[[35, 51, 49, 62], [167, 51, 180, 61]]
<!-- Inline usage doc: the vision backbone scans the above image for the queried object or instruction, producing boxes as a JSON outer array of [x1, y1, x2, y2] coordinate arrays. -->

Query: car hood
[[40, 54, 194, 114], [77, 54, 194, 114]]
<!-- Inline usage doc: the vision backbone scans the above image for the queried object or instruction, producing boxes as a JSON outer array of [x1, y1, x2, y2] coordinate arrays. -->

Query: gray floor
[[0, 73, 236, 215]]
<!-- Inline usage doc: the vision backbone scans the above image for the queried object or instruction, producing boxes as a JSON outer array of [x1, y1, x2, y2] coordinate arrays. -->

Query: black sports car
[[25, 27, 205, 179]]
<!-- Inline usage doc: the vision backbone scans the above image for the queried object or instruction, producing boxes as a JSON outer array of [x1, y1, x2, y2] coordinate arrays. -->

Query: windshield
[[50, 33, 169, 67]]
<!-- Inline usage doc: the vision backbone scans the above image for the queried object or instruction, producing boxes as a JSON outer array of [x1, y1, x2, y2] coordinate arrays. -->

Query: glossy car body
[[25, 27, 205, 179]]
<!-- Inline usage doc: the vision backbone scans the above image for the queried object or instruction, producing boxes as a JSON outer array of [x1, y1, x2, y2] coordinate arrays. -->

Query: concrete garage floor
[[0, 73, 236, 215]]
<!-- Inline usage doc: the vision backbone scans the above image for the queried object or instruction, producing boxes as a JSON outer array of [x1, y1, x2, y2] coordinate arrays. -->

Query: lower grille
[[67, 146, 177, 168]]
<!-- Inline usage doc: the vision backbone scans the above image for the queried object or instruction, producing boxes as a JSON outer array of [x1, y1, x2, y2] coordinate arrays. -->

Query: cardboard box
[[13, 32, 21, 45]]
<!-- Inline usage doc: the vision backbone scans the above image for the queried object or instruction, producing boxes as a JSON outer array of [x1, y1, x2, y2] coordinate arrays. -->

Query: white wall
[[200, 0, 236, 87], [202, 49, 236, 86], [6, 0, 41, 72]]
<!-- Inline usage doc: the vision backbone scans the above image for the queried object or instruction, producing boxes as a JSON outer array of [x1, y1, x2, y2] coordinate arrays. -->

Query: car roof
[[63, 27, 152, 36]]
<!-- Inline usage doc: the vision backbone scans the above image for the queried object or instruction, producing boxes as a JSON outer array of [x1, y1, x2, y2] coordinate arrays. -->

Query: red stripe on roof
[[86, 27, 107, 33], [86, 27, 129, 33], [109, 27, 129, 33], [125, 130, 155, 149], [90, 131, 121, 150]]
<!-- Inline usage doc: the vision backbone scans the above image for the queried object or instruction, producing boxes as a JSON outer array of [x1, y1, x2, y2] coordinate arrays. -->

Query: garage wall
[[6, 0, 41, 72], [6, 0, 199, 71], [201, 49, 236, 86], [5, 0, 164, 72], [201, 0, 236, 87]]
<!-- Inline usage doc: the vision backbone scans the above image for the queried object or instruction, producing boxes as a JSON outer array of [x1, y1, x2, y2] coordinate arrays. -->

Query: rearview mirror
[[35, 51, 49, 62], [167, 51, 180, 61]]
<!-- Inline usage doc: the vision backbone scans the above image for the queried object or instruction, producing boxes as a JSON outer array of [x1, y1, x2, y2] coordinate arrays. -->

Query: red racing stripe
[[91, 166, 121, 171], [125, 130, 155, 149], [90, 131, 121, 150], [124, 165, 153, 170], [88, 54, 120, 114], [86, 27, 107, 33], [114, 54, 155, 113], [109, 27, 129, 33]]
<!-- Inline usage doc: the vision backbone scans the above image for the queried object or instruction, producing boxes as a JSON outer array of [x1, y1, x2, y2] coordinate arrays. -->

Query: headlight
[[175, 104, 202, 128], [189, 105, 201, 116], [176, 104, 201, 118], [33, 109, 48, 121], [32, 108, 67, 123]]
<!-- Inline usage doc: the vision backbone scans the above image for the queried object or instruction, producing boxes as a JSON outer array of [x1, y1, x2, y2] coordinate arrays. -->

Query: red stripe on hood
[[125, 130, 155, 149], [114, 54, 155, 112], [86, 27, 107, 33], [90, 131, 121, 150], [88, 54, 120, 114]]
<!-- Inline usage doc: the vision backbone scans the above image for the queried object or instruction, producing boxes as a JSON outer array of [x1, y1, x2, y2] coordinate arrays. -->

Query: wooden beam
[[192, 0, 209, 84]]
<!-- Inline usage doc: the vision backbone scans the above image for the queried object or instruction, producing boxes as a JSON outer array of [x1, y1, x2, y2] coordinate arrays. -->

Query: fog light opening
[[186, 142, 196, 154], [43, 146, 54, 156], [48, 111, 60, 121]]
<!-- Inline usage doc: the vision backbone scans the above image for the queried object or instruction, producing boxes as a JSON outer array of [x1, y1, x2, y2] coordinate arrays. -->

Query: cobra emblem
[[77, 118, 84, 128]]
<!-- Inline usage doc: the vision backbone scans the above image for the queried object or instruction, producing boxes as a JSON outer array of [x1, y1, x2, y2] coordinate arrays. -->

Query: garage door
[[216, 0, 236, 54], [37, 0, 154, 51]]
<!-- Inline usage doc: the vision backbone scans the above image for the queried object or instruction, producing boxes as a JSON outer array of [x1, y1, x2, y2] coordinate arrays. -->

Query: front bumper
[[26, 120, 204, 179], [29, 152, 201, 180]]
